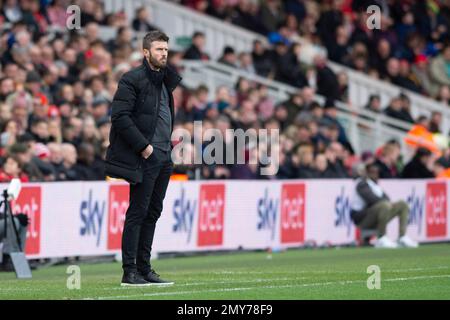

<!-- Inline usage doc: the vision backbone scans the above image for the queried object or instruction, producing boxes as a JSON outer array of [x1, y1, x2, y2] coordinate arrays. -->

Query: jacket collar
[[142, 58, 182, 92]]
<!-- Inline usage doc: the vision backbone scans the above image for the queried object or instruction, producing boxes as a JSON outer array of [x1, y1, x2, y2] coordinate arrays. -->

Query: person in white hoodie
[[350, 163, 418, 248]]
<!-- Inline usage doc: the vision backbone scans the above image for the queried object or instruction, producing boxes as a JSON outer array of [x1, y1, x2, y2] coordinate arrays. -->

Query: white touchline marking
[[388, 266, 450, 272], [0, 278, 304, 293], [0, 288, 46, 292], [105, 277, 304, 290], [91, 274, 450, 300], [384, 275, 450, 282], [2, 268, 449, 295], [210, 271, 266, 275], [188, 265, 450, 275]]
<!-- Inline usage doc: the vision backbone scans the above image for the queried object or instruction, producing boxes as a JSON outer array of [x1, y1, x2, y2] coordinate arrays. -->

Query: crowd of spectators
[[0, 0, 449, 183], [170, 73, 450, 180], [179, 0, 450, 105]]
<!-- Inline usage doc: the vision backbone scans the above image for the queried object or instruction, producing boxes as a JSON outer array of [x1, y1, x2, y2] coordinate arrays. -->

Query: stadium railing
[[328, 61, 450, 134], [104, 0, 265, 57]]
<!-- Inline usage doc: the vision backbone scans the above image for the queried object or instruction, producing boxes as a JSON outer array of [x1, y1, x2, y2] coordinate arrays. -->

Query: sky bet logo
[[406, 187, 424, 234], [107, 184, 129, 250], [197, 184, 225, 246], [334, 186, 353, 237], [257, 188, 279, 240], [80, 189, 106, 247], [172, 187, 197, 243], [426, 182, 447, 238], [280, 183, 305, 244], [11, 186, 42, 255]]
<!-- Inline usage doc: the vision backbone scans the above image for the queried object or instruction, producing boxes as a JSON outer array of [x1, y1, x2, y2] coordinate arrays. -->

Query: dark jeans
[[122, 147, 173, 274]]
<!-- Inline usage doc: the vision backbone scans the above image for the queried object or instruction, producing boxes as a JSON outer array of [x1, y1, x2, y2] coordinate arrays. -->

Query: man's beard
[[148, 54, 167, 70]]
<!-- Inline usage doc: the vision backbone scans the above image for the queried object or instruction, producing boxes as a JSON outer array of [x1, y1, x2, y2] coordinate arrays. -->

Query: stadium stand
[[0, 0, 449, 183]]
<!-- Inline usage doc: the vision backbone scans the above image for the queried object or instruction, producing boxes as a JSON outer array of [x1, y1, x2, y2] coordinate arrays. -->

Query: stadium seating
[[1, 0, 449, 183]]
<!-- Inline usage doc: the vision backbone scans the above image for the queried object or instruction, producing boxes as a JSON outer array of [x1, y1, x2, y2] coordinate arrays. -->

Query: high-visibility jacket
[[170, 174, 189, 181], [404, 125, 441, 156], [437, 168, 450, 179]]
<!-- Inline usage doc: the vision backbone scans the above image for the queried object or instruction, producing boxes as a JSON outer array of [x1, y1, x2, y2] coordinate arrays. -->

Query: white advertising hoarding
[[0, 179, 447, 259]]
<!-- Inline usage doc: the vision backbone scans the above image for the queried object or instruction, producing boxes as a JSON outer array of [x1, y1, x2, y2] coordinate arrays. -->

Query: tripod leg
[[10, 218, 22, 252], [5, 201, 23, 252], [1, 200, 6, 240], [0, 201, 4, 263]]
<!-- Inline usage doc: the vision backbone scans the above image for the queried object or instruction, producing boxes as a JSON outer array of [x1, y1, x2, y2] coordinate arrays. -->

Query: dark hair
[[416, 114, 428, 124], [366, 162, 379, 172], [117, 26, 129, 36], [1, 155, 19, 168], [223, 46, 235, 55], [443, 41, 450, 51], [309, 101, 321, 110], [196, 84, 209, 94], [369, 94, 380, 102], [399, 92, 410, 101], [386, 139, 400, 147], [263, 117, 279, 127], [142, 31, 169, 50], [136, 6, 146, 15], [0, 119, 15, 133], [16, 133, 35, 144], [192, 31, 205, 39], [323, 99, 336, 109], [8, 142, 29, 155], [327, 123, 340, 131], [31, 118, 47, 127], [431, 110, 442, 116], [414, 147, 432, 159], [90, 40, 105, 48]]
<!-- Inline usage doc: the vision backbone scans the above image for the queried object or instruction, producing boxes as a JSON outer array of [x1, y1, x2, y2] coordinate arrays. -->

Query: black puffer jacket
[[105, 58, 182, 183]]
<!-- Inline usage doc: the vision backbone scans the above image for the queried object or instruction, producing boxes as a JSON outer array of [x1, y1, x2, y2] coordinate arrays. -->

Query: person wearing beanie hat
[[218, 46, 237, 67], [401, 147, 435, 179], [412, 54, 433, 95], [33, 142, 51, 160]]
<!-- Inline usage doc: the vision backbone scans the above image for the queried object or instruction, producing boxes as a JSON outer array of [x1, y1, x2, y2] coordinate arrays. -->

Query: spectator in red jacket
[[0, 156, 29, 182]]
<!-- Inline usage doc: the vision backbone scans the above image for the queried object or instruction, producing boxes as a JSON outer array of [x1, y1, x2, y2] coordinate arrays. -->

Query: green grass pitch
[[1, 244, 449, 300]]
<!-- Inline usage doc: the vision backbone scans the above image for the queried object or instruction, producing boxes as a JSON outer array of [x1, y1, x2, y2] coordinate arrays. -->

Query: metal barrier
[[329, 62, 450, 134]]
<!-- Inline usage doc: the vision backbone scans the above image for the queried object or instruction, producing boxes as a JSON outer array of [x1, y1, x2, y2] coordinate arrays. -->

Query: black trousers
[[122, 147, 173, 274]]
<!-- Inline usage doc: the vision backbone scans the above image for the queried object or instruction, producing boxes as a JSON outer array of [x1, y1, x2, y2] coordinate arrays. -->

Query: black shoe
[[141, 269, 174, 285], [121, 271, 152, 287]]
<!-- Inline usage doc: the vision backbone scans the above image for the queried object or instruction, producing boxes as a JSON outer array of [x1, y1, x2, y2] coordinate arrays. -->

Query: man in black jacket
[[183, 31, 209, 61], [105, 31, 182, 286], [401, 147, 435, 179]]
